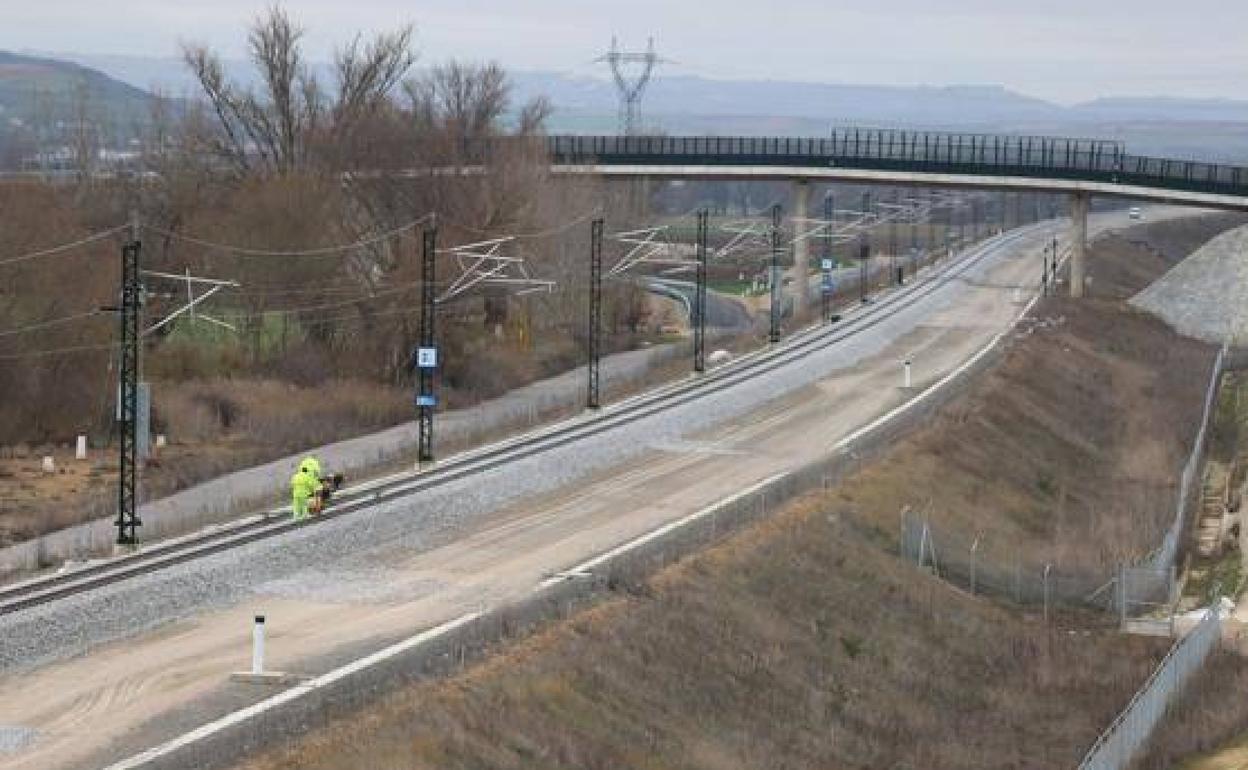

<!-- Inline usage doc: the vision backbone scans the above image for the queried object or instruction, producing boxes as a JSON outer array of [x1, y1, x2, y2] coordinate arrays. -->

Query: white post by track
[[252, 615, 265, 675], [75, 435, 87, 460], [230, 614, 288, 685], [904, 359, 912, 389]]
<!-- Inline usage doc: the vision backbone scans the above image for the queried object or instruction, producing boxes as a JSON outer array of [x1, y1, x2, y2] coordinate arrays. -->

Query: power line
[[442, 208, 603, 240], [143, 214, 434, 258], [0, 341, 115, 361], [0, 309, 104, 338], [227, 280, 425, 317], [0, 225, 128, 268]]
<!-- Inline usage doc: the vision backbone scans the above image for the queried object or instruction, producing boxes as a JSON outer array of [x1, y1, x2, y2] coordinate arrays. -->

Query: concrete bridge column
[[1070, 191, 1090, 298], [792, 180, 811, 317]]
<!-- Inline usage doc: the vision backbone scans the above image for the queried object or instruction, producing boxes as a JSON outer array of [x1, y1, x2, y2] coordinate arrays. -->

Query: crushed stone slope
[[1132, 222, 1248, 343]]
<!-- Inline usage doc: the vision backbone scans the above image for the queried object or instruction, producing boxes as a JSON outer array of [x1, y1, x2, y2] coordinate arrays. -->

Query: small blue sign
[[416, 347, 438, 369], [821, 258, 834, 271], [416, 394, 437, 407]]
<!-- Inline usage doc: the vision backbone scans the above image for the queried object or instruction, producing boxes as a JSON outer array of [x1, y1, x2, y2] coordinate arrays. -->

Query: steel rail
[[0, 223, 1051, 617]]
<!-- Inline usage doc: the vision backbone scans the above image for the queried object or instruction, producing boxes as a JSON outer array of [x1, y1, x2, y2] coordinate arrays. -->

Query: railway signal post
[[769, 203, 782, 344], [822, 191, 834, 323], [416, 224, 438, 464], [588, 218, 603, 405], [693, 210, 708, 373]]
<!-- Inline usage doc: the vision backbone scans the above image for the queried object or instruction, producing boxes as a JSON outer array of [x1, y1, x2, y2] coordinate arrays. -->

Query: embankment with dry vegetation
[[233, 220, 1248, 768], [840, 215, 1242, 571], [246, 494, 1168, 770]]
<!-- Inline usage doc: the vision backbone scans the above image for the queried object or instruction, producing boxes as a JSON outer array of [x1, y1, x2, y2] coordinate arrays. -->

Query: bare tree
[[332, 27, 415, 144], [405, 62, 508, 141], [183, 5, 415, 175]]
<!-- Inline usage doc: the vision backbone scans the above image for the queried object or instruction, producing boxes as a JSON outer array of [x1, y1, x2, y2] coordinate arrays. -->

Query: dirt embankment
[[842, 218, 1233, 570], [247, 497, 1167, 770], [232, 220, 1248, 769]]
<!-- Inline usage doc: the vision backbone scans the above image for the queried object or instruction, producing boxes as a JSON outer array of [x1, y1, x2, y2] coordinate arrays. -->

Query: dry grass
[[1135, 647, 1248, 769], [833, 233, 1217, 571], [242, 494, 1168, 770], [0, 378, 411, 541]]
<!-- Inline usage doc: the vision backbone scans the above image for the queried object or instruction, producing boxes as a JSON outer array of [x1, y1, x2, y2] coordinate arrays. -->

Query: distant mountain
[[35, 50, 259, 99], [31, 51, 1248, 163], [0, 50, 152, 128], [509, 72, 1066, 129], [1070, 97, 1248, 123]]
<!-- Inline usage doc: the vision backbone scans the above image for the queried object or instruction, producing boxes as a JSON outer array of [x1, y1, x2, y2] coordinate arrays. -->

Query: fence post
[[1043, 564, 1052, 624], [970, 535, 980, 595], [1119, 564, 1128, 628], [1014, 556, 1023, 603]]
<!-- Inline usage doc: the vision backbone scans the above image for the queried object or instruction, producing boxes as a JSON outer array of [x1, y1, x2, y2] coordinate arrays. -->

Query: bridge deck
[[545, 129, 1248, 205]]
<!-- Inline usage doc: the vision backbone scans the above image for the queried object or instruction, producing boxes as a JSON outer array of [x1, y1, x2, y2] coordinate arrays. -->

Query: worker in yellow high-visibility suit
[[290, 461, 319, 521], [301, 456, 322, 483]]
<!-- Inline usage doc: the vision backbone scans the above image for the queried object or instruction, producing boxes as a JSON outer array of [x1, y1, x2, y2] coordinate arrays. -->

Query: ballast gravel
[[1131, 223, 1248, 343]]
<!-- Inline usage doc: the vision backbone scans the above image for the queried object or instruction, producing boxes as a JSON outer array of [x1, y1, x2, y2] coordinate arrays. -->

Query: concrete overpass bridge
[[542, 129, 1248, 301]]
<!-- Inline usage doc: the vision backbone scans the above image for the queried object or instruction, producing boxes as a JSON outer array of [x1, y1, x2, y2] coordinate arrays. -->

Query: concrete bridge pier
[[1070, 191, 1090, 298], [792, 180, 811, 317]]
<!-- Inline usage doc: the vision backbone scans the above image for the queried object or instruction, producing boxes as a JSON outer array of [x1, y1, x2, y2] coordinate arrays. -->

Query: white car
[[1128, 207, 1143, 220]]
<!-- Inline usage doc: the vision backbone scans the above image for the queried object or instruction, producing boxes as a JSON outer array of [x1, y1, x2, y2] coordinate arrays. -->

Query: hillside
[[0, 50, 150, 124], [0, 50, 152, 166]]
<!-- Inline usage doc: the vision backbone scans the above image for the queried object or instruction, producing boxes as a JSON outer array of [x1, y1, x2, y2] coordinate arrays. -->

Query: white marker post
[[230, 614, 287, 684], [252, 615, 265, 675], [75, 435, 87, 461], [904, 359, 912, 389]]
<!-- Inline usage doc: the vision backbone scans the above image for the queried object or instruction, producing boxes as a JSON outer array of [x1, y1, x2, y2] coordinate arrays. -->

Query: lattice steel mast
[[597, 37, 662, 136], [115, 215, 142, 545]]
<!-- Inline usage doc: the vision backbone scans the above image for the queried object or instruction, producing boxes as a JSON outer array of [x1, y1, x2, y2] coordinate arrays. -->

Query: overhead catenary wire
[[0, 225, 128, 268], [143, 214, 435, 258], [441, 208, 602, 240], [0, 309, 105, 338], [0, 341, 117, 361]]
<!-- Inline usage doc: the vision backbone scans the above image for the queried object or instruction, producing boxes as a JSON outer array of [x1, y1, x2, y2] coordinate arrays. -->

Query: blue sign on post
[[416, 394, 437, 407], [822, 272, 836, 295], [821, 258, 834, 271], [416, 347, 438, 369]]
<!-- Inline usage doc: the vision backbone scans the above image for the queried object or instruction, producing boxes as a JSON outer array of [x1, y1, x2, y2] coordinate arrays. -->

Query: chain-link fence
[[900, 510, 1117, 616], [1077, 603, 1224, 770], [900, 344, 1226, 626], [1138, 344, 1226, 575]]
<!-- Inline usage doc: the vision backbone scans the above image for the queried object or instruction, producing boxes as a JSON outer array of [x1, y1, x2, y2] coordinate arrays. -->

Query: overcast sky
[[5, 0, 1247, 104]]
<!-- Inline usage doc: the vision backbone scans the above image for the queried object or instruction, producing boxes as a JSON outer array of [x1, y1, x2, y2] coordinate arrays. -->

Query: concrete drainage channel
[[103, 279, 1022, 770]]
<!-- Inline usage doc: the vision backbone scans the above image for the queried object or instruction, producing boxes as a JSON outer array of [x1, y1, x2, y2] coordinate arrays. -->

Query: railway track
[[0, 223, 1052, 617]]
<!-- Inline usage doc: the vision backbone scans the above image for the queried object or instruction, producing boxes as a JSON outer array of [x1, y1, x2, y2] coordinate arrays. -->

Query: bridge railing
[[545, 130, 1248, 199]]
